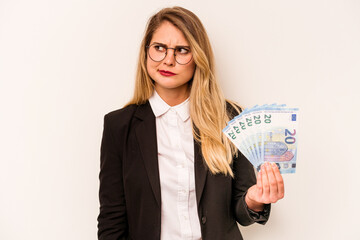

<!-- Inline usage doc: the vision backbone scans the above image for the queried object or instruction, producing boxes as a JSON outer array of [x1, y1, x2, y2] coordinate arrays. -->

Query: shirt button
[[201, 216, 207, 224]]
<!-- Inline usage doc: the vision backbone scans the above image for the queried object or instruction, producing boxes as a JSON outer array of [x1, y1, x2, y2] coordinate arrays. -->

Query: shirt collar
[[148, 90, 190, 122]]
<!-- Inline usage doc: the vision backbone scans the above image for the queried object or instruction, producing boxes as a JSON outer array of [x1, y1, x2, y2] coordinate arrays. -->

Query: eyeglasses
[[146, 43, 193, 65]]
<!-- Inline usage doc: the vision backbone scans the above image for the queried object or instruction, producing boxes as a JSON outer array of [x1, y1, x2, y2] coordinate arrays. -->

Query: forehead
[[150, 21, 189, 46]]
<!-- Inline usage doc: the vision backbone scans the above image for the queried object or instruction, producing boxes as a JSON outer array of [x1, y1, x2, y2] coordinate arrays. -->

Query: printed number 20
[[285, 129, 296, 144]]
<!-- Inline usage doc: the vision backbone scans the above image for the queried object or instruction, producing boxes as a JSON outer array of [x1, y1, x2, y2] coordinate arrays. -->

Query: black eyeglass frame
[[146, 43, 193, 65]]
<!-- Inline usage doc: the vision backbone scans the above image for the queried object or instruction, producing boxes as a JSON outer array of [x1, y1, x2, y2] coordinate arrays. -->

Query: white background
[[1, 0, 359, 239]]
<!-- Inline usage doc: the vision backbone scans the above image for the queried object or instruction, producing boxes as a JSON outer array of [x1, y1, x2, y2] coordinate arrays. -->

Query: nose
[[163, 48, 176, 66]]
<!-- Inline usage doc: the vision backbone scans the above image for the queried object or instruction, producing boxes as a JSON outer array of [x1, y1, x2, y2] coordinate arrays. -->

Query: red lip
[[159, 70, 176, 76]]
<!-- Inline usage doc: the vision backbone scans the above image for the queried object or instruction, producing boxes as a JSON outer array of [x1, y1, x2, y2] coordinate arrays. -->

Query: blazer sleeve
[[232, 152, 271, 226], [97, 113, 128, 240]]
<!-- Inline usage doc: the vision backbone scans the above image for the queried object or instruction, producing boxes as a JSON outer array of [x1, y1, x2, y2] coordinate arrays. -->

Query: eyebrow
[[151, 42, 190, 48]]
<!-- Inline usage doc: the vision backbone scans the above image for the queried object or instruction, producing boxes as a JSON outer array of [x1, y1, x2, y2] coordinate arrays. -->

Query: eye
[[153, 45, 166, 52], [176, 47, 190, 54]]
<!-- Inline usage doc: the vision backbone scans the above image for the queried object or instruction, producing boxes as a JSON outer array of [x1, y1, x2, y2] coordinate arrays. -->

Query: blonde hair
[[126, 6, 239, 176]]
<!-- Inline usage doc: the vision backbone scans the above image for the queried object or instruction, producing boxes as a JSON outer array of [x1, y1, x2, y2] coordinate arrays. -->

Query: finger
[[266, 162, 279, 202], [256, 168, 263, 197], [257, 169, 262, 187], [261, 163, 270, 199], [271, 163, 285, 199]]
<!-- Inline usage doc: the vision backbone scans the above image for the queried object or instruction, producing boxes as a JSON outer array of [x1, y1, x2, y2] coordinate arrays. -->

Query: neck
[[155, 85, 190, 106]]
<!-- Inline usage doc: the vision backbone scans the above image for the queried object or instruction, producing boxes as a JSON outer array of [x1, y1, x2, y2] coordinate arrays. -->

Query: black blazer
[[97, 101, 270, 240]]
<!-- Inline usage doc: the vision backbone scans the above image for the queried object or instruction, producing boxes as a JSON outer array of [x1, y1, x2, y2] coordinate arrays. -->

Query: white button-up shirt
[[149, 90, 202, 240]]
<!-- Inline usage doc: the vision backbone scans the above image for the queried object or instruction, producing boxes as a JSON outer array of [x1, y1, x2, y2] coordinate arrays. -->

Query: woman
[[97, 6, 284, 240]]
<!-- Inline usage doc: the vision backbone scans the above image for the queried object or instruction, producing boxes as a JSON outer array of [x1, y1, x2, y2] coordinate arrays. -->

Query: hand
[[245, 162, 285, 212]]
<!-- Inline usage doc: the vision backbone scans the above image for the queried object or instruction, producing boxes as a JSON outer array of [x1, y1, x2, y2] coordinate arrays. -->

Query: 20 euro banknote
[[223, 104, 299, 174]]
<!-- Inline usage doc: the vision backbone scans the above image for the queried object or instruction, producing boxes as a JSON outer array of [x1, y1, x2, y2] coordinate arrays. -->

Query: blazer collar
[[134, 101, 208, 208]]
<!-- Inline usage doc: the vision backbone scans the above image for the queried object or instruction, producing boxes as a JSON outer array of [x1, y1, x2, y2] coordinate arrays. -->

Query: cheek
[[185, 62, 196, 78], [146, 57, 158, 77]]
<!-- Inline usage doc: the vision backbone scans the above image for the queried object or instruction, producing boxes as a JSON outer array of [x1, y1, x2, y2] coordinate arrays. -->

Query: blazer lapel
[[133, 101, 208, 208], [134, 102, 161, 208], [194, 139, 208, 207]]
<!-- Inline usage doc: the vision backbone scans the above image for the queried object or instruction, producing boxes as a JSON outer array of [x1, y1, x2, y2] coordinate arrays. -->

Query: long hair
[[126, 6, 239, 176]]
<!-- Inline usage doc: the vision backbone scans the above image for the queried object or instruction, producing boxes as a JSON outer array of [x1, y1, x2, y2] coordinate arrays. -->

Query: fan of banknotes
[[223, 104, 299, 174]]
